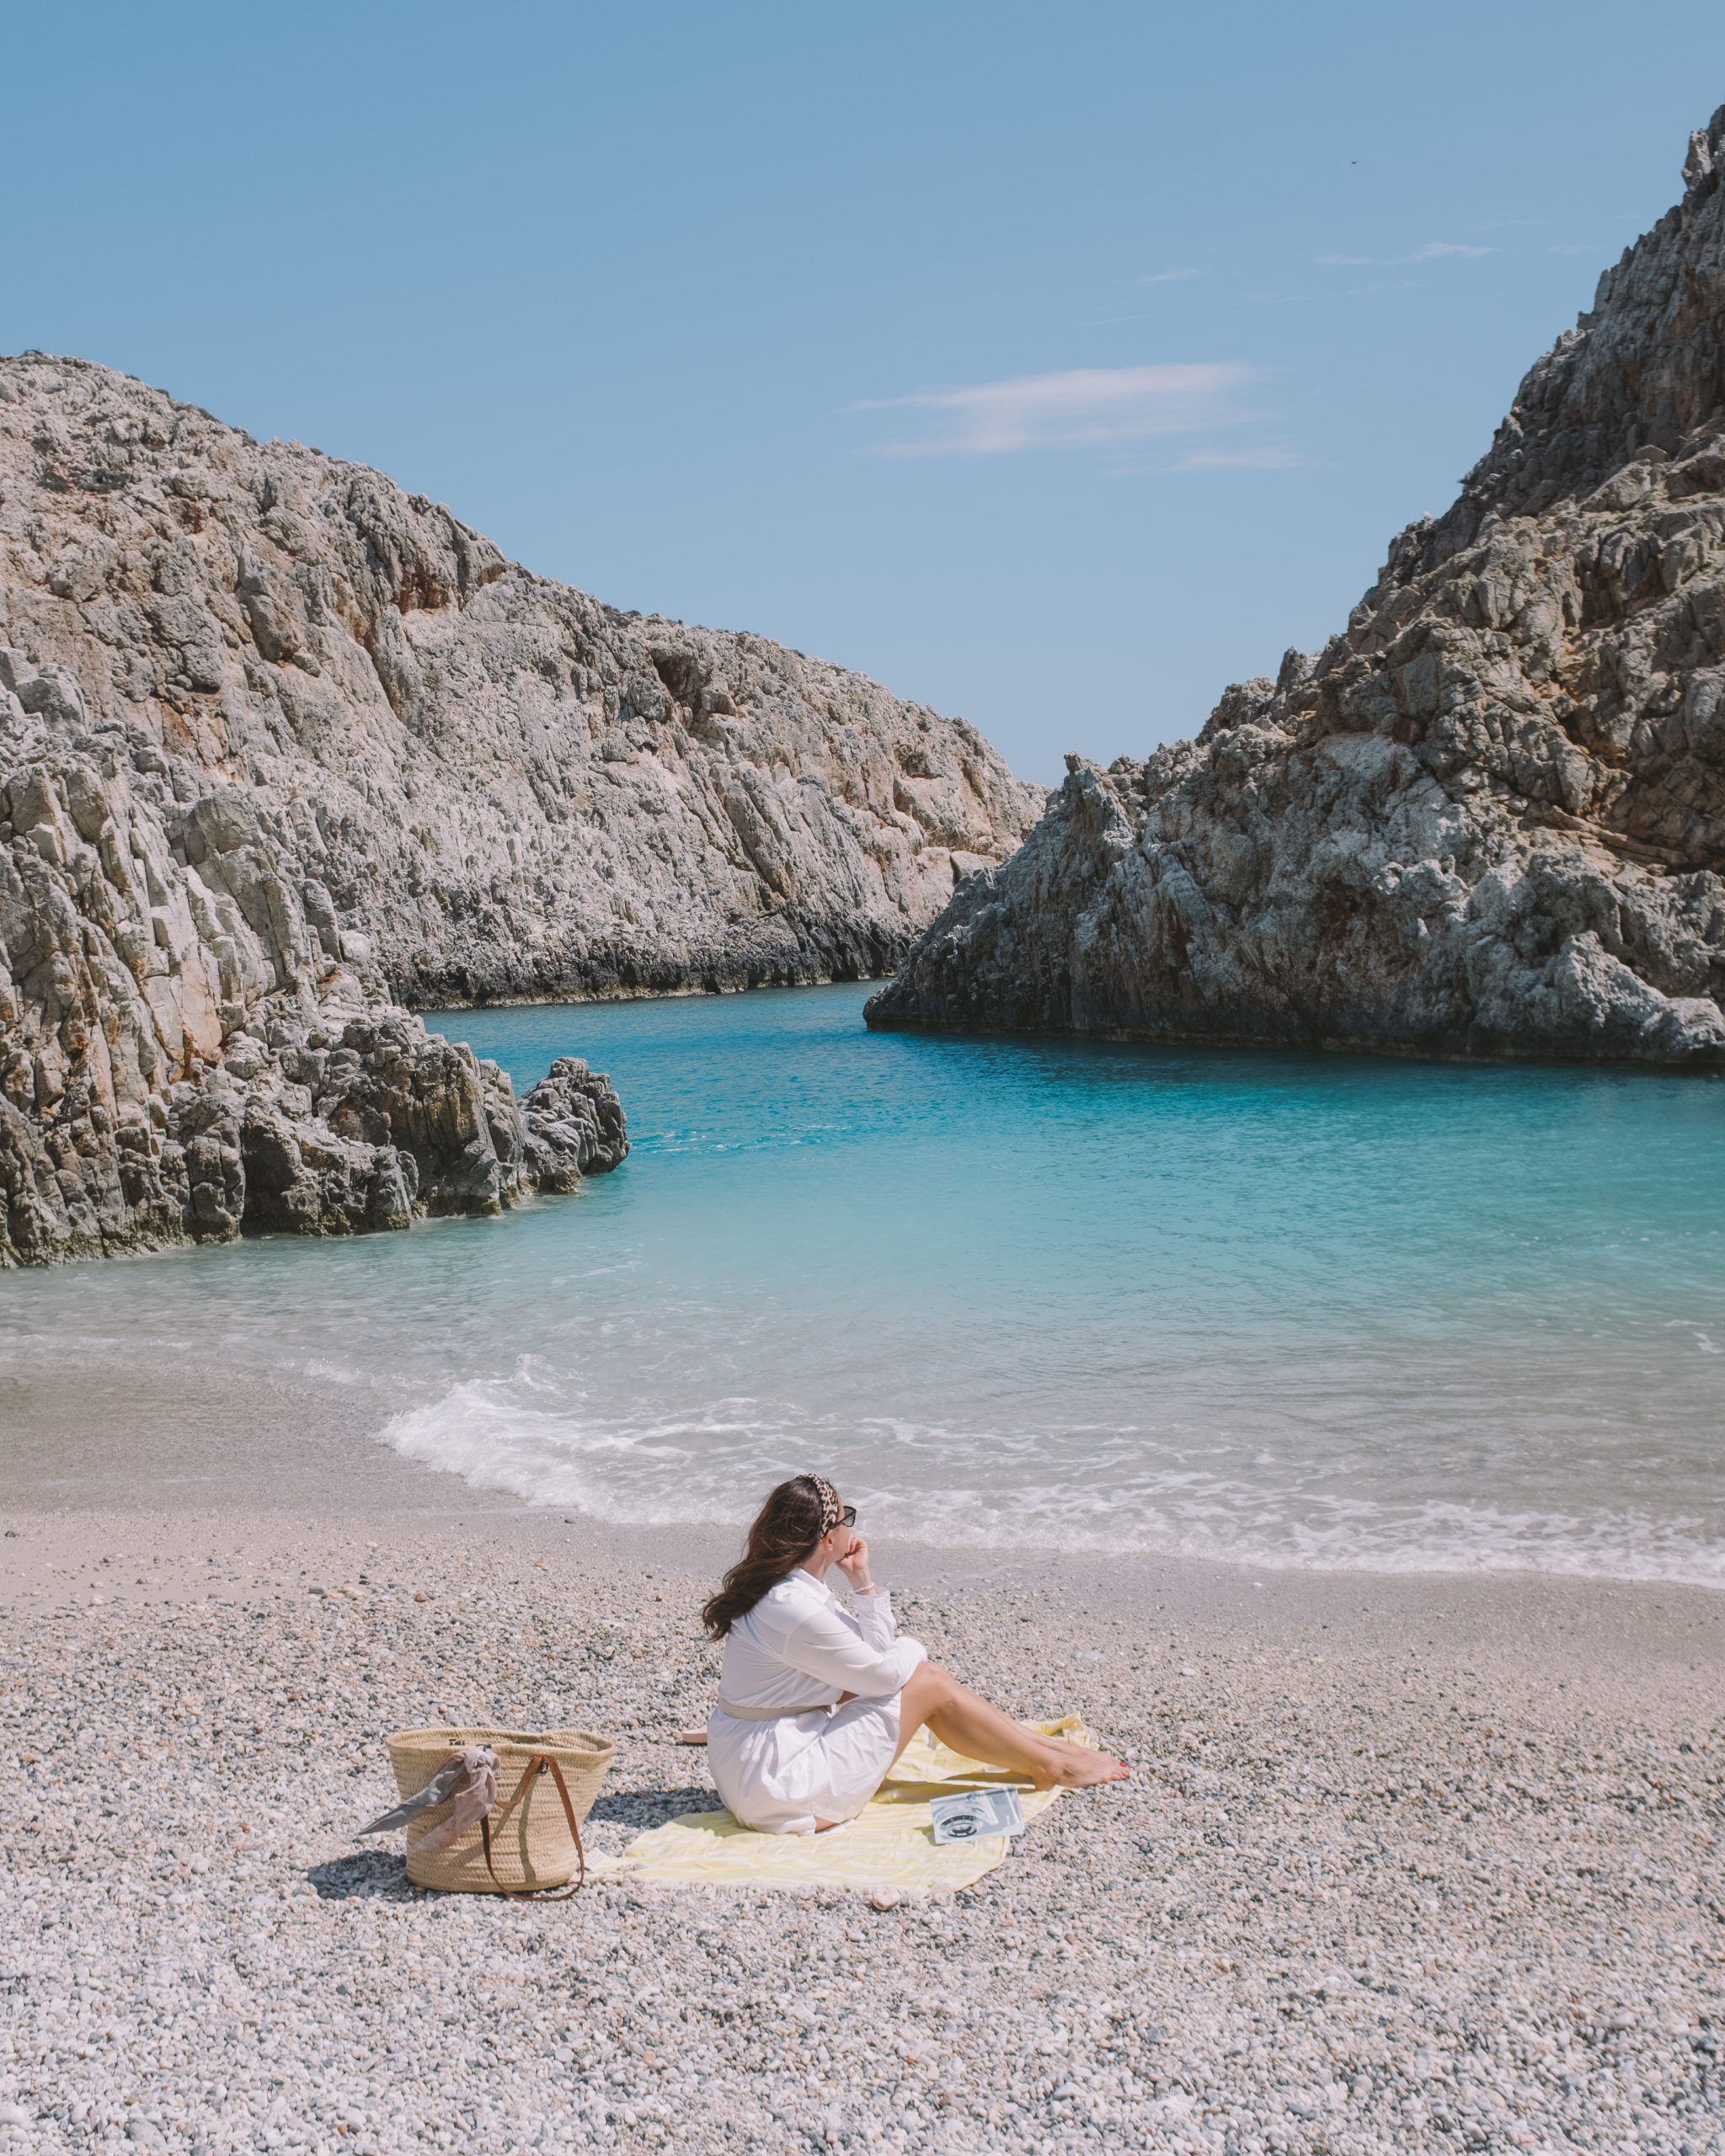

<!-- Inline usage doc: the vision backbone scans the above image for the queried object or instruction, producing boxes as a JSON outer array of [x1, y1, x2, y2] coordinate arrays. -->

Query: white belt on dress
[[713, 1697, 834, 1721]]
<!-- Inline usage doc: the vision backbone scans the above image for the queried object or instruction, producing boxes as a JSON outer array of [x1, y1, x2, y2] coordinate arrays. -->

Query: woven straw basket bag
[[387, 1726, 615, 1894]]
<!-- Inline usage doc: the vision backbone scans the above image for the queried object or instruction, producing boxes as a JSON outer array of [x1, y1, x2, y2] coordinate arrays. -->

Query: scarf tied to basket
[[359, 1744, 500, 1852]]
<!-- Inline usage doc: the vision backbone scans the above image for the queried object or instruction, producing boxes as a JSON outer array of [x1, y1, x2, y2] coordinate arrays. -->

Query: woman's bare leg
[[886, 1662, 1128, 1790]]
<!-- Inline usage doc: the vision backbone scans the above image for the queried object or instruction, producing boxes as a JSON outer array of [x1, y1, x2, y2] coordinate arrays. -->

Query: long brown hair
[[702, 1476, 831, 1637]]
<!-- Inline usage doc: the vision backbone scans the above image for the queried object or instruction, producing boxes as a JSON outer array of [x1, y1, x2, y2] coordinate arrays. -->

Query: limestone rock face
[[0, 352, 1036, 1263], [868, 109, 1725, 1069], [0, 719, 628, 1266], [0, 360, 1040, 1006]]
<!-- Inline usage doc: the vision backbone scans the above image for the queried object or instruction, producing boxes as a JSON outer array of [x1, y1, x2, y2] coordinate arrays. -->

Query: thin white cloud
[[852, 362, 1260, 457], [1316, 241, 1492, 267], [1174, 446, 1308, 471], [1137, 268, 1199, 285]]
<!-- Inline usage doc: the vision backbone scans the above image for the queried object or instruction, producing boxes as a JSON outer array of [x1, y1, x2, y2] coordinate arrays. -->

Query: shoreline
[[8, 1359, 1725, 1625], [7, 1355, 1722, 1607], [8, 1486, 1725, 1659], [405, 976, 896, 1015]]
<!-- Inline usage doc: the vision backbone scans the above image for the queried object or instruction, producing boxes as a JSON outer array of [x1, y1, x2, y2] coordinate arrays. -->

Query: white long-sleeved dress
[[706, 1568, 927, 1834]]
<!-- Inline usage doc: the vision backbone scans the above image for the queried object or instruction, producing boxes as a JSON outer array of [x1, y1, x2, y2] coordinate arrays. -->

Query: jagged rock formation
[[0, 360, 1039, 1006], [0, 682, 628, 1266], [0, 354, 1038, 1264], [869, 109, 1725, 1070]]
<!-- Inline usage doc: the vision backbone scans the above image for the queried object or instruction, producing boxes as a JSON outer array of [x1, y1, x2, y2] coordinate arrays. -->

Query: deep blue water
[[8, 983, 1725, 1580]]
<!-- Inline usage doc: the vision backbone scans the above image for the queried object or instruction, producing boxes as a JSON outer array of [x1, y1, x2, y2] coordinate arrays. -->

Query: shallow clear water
[[7, 983, 1725, 1582]]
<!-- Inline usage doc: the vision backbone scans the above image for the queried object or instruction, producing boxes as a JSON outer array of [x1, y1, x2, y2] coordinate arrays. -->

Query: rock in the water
[[868, 108, 1725, 1070], [0, 344, 1038, 1263]]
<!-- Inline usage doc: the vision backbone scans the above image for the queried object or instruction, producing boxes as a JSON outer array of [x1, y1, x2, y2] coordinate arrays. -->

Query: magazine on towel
[[928, 1788, 1025, 1843]]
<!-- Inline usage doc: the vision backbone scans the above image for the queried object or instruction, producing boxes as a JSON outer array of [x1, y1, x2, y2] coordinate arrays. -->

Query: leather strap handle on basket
[[480, 1753, 587, 1898]]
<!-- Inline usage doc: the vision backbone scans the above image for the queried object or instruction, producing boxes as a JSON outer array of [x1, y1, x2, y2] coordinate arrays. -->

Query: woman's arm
[[775, 1599, 926, 1700], [835, 1536, 904, 1658]]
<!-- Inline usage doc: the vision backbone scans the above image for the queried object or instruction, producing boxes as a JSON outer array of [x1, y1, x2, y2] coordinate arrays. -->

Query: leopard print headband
[[806, 1473, 842, 1534]]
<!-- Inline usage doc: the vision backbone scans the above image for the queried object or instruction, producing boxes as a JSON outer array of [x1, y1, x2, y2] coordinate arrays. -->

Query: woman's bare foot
[[1032, 1741, 1130, 1790]]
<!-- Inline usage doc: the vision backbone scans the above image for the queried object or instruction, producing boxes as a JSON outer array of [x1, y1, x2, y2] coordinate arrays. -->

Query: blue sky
[[8, 3, 1724, 783]]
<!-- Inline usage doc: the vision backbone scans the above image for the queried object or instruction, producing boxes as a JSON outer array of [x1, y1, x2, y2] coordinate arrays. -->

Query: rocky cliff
[[868, 109, 1725, 1070], [0, 359, 1037, 1264], [0, 674, 629, 1267]]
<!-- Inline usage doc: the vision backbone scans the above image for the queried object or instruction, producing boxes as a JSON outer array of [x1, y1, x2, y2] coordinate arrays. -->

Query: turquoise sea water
[[8, 984, 1725, 1582]]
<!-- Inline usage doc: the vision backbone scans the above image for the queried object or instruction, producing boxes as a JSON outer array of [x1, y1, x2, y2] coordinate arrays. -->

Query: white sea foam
[[381, 1382, 1725, 1589]]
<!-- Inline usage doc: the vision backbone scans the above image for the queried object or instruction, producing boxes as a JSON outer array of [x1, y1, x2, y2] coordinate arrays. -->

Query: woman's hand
[[836, 1535, 873, 1593]]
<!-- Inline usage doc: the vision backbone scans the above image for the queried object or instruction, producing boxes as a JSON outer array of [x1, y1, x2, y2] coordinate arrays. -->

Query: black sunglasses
[[838, 1505, 857, 1529]]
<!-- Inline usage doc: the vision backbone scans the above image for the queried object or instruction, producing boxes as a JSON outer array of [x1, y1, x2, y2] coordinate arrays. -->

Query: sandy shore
[[1, 1476, 1722, 2155]]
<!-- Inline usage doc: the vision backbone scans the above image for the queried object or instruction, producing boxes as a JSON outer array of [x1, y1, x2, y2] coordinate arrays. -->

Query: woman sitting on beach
[[702, 1474, 1128, 1835]]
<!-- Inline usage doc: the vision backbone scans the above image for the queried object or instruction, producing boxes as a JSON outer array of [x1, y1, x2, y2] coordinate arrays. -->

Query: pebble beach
[[2, 1497, 1722, 2156]]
